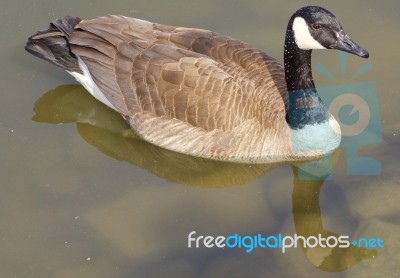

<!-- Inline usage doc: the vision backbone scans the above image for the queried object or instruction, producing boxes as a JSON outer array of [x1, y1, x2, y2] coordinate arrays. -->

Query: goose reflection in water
[[33, 84, 376, 272]]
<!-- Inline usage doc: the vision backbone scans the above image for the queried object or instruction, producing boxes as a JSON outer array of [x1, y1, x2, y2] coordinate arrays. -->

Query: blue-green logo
[[298, 52, 381, 178]]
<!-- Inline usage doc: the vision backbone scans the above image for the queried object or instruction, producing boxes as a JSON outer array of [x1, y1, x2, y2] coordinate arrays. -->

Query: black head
[[289, 6, 369, 58]]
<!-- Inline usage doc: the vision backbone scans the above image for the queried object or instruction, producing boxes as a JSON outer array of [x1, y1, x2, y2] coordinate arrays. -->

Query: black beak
[[331, 30, 369, 58]]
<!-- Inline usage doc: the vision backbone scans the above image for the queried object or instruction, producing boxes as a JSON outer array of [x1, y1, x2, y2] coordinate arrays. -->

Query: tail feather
[[25, 16, 83, 74]]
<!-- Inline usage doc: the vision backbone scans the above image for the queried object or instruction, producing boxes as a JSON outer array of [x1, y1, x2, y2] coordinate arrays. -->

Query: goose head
[[284, 6, 369, 152], [283, 6, 369, 93], [288, 6, 369, 58]]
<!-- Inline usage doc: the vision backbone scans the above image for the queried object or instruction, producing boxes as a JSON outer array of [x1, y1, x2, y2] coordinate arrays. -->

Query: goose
[[25, 6, 369, 163]]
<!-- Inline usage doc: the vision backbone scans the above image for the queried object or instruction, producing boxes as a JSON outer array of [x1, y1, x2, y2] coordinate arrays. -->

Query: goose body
[[26, 6, 368, 163]]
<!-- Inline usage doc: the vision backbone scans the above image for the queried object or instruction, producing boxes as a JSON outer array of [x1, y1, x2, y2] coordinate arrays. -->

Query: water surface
[[1, 0, 399, 277]]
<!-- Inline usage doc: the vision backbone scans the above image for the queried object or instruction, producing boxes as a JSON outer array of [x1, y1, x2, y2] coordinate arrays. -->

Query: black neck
[[284, 24, 329, 129]]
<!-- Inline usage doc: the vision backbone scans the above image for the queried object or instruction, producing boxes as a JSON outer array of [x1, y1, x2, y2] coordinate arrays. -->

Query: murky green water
[[1, 0, 399, 277]]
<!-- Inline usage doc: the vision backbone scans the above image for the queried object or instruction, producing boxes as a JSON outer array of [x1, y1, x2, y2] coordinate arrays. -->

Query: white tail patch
[[67, 57, 118, 111], [292, 17, 326, 50]]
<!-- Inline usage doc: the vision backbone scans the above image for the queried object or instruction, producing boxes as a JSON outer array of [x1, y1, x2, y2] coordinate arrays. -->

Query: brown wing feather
[[69, 15, 291, 161]]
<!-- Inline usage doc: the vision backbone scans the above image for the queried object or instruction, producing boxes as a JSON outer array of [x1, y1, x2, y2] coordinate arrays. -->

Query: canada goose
[[25, 6, 369, 163]]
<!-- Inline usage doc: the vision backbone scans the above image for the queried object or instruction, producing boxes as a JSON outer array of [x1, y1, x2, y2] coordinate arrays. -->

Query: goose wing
[[69, 15, 288, 160]]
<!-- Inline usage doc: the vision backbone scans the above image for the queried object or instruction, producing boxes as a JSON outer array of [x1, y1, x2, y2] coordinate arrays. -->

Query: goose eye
[[311, 23, 322, 30]]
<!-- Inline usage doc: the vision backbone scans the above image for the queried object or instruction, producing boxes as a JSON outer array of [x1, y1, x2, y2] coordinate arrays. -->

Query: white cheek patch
[[292, 17, 326, 50]]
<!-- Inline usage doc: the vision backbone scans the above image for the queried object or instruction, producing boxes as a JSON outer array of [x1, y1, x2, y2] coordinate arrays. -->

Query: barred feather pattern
[[60, 15, 320, 162]]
